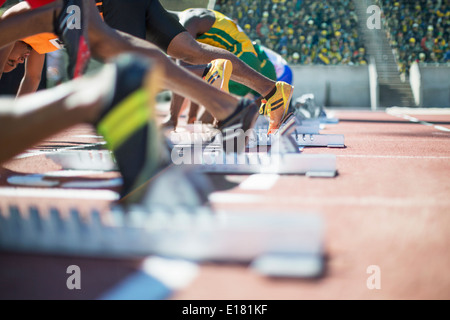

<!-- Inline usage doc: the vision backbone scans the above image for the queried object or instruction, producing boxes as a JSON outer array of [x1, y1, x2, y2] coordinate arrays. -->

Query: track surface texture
[[1, 107, 449, 300]]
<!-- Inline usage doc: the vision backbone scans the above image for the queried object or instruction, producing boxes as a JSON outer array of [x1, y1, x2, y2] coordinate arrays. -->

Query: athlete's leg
[[0, 0, 239, 121], [84, 0, 241, 122], [167, 32, 276, 98], [160, 63, 209, 129], [161, 92, 188, 130], [227, 52, 263, 97], [140, 0, 291, 134]]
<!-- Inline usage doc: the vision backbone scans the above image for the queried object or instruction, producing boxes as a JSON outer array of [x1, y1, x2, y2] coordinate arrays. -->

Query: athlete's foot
[[53, 0, 91, 78], [93, 53, 170, 203], [203, 59, 232, 92], [160, 116, 178, 131], [187, 116, 197, 125], [261, 81, 294, 135], [215, 98, 259, 153], [198, 110, 215, 125]]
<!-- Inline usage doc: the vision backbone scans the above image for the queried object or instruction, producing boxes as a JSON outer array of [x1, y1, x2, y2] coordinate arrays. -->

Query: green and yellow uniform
[[194, 10, 261, 96]]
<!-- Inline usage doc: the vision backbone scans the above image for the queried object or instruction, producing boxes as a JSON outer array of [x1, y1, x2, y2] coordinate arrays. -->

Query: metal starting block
[[171, 118, 337, 176], [46, 150, 118, 171], [167, 119, 337, 177], [168, 123, 218, 145], [44, 146, 337, 177], [292, 94, 339, 125], [172, 149, 337, 177], [0, 205, 325, 277], [169, 116, 345, 149], [252, 131, 346, 148], [255, 115, 321, 134], [251, 114, 345, 148], [318, 115, 339, 124]]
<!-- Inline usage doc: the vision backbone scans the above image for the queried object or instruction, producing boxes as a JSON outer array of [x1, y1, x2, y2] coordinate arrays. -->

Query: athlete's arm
[[17, 49, 45, 96]]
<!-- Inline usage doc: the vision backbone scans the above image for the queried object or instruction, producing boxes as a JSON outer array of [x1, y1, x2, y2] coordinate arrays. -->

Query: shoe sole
[[281, 85, 294, 121], [222, 102, 259, 153], [124, 58, 168, 203], [219, 60, 232, 93], [96, 55, 168, 203], [269, 84, 294, 134]]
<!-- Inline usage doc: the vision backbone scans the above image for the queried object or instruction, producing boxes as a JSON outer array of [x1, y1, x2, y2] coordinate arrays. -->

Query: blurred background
[[1, 0, 448, 108]]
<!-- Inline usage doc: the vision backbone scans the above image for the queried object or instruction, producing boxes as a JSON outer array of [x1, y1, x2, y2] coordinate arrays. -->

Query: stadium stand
[[214, 0, 368, 65], [378, 0, 449, 77]]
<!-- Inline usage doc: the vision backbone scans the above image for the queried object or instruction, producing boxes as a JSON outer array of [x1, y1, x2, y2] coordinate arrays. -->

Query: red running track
[[0, 108, 449, 300]]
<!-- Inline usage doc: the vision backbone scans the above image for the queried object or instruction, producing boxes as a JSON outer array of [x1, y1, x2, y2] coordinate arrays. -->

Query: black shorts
[[96, 0, 186, 52]]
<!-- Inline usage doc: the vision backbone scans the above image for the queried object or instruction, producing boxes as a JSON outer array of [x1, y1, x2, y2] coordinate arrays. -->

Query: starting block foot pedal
[[253, 115, 345, 148], [292, 133, 345, 148], [136, 165, 214, 211]]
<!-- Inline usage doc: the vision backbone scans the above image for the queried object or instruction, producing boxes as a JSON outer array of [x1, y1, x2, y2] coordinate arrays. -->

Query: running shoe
[[203, 59, 232, 92], [94, 53, 170, 203], [261, 81, 294, 135], [54, 0, 91, 79], [215, 98, 259, 153]]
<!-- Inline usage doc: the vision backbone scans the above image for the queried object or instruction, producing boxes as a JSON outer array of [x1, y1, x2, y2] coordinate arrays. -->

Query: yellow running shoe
[[203, 59, 233, 93], [264, 81, 294, 135]]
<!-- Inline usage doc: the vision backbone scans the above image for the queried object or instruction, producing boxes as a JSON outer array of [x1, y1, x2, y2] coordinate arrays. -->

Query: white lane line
[[43, 170, 110, 177], [0, 187, 119, 200], [337, 155, 450, 160], [434, 125, 450, 132], [209, 193, 265, 203], [72, 135, 104, 139], [240, 174, 280, 190], [278, 196, 450, 207], [209, 193, 450, 207], [387, 107, 450, 115], [386, 108, 450, 132]]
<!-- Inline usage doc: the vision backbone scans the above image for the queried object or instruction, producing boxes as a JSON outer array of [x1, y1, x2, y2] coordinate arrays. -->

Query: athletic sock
[[264, 86, 277, 101]]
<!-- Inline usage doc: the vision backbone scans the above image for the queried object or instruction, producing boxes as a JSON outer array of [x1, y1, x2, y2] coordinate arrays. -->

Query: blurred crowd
[[214, 0, 368, 66], [378, 0, 449, 77]]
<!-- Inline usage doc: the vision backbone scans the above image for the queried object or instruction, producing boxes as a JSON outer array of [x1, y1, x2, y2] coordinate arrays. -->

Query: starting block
[[45, 146, 337, 177], [292, 93, 340, 125], [172, 148, 337, 177], [136, 165, 214, 211], [251, 114, 345, 148], [0, 205, 324, 277], [255, 115, 321, 134], [43, 119, 338, 177], [46, 150, 118, 171], [168, 118, 337, 177], [169, 116, 345, 149]]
